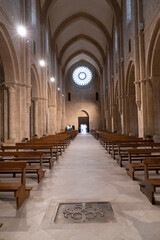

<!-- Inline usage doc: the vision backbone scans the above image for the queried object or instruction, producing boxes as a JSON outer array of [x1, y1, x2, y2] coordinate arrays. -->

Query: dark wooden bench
[[0, 151, 45, 183], [17, 140, 62, 156], [2, 145, 55, 169], [0, 161, 32, 209], [140, 157, 160, 204], [116, 142, 160, 167], [126, 149, 160, 180]]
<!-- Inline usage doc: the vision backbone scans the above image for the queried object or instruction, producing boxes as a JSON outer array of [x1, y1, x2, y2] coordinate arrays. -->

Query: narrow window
[[115, 29, 118, 53], [33, 41, 36, 55], [68, 92, 71, 101], [96, 92, 99, 101]]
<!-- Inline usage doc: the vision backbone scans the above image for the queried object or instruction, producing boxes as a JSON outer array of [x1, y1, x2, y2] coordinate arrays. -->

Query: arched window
[[126, 0, 131, 25]]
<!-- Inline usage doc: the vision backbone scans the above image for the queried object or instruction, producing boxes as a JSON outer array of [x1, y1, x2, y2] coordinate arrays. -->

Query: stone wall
[[65, 67, 101, 131]]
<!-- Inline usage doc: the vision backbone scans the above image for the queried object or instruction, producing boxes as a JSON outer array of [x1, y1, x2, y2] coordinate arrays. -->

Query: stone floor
[[0, 134, 160, 240]]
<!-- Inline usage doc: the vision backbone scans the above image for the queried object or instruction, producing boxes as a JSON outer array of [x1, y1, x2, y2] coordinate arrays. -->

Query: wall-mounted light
[[39, 60, 46, 67], [57, 88, 60, 91], [17, 25, 27, 37], [62, 94, 64, 97], [50, 77, 55, 82]]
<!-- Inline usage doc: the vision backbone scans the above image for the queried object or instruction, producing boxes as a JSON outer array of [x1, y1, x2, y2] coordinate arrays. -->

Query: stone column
[[120, 96, 126, 134], [145, 78, 154, 135], [138, 79, 147, 137], [34, 98, 38, 135], [8, 86, 15, 141], [61, 95, 66, 131]]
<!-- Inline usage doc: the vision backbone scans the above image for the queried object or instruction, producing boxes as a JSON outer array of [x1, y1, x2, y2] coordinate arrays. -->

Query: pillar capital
[[4, 82, 16, 91]]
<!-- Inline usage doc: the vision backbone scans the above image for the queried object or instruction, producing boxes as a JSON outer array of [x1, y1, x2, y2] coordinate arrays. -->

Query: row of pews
[[91, 130, 160, 205], [0, 130, 78, 209]]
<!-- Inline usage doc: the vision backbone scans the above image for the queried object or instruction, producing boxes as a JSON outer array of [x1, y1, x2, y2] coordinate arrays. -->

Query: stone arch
[[80, 110, 89, 117], [62, 50, 102, 74], [53, 12, 111, 46], [58, 34, 106, 63], [147, 21, 160, 135], [0, 23, 19, 142], [64, 57, 100, 78], [0, 22, 19, 82], [147, 19, 160, 77], [126, 61, 138, 136], [42, 0, 120, 23]]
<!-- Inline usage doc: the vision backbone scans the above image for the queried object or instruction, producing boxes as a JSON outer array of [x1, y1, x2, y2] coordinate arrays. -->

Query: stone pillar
[[121, 96, 127, 134], [145, 78, 154, 135], [34, 99, 38, 135], [8, 86, 15, 141], [61, 95, 66, 131], [138, 79, 147, 137]]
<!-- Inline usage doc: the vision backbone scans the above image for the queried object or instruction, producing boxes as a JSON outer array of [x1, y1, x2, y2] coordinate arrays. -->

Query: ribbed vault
[[40, 0, 121, 77]]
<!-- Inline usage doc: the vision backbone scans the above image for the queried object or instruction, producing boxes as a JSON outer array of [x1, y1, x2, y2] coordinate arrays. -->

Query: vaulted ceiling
[[40, 0, 121, 75]]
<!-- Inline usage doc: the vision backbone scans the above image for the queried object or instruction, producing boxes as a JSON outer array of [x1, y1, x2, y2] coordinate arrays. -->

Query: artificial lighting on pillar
[[17, 25, 27, 37], [62, 94, 64, 97], [50, 77, 55, 82], [57, 88, 60, 91], [39, 60, 46, 67]]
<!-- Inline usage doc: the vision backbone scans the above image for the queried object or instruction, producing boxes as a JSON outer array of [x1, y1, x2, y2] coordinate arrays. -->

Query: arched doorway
[[78, 110, 89, 133], [126, 63, 138, 136]]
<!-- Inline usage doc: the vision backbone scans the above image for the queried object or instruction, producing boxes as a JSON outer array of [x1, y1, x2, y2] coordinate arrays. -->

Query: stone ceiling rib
[[41, 0, 121, 22], [62, 50, 102, 74], [64, 55, 100, 77], [52, 12, 111, 47], [58, 34, 106, 63]]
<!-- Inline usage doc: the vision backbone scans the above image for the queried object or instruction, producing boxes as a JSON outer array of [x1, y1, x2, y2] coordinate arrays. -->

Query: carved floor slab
[[54, 202, 116, 224]]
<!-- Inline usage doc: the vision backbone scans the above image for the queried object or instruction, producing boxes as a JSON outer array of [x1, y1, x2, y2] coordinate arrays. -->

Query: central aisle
[[1, 134, 160, 240]]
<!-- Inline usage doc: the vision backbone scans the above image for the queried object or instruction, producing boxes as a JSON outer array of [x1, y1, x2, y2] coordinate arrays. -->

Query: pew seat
[[0, 152, 45, 183], [0, 161, 32, 209], [140, 157, 160, 204]]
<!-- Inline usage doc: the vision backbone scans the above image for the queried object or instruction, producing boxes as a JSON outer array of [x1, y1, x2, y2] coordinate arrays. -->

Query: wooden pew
[[0, 152, 45, 183], [0, 161, 32, 209], [18, 139, 63, 156], [140, 157, 160, 204], [99, 132, 145, 154], [127, 148, 160, 180], [2, 145, 55, 169], [116, 142, 160, 167]]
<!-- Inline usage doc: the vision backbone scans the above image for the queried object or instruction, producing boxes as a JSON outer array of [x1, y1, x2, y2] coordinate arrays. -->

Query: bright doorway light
[[80, 124, 87, 134]]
